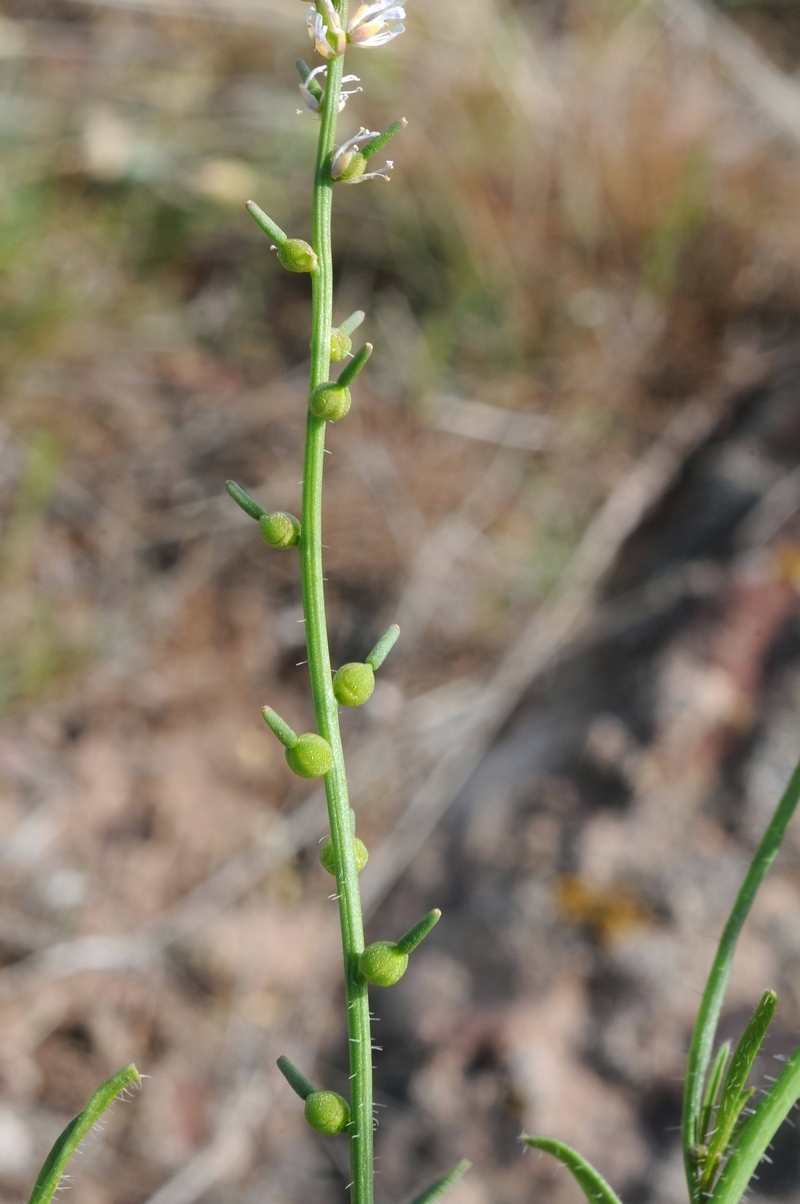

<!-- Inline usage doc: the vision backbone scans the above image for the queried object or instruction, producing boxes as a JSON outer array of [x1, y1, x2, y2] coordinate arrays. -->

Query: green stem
[[301, 27, 373, 1204]]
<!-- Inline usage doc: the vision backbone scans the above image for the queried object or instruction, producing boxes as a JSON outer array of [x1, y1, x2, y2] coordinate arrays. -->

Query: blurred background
[[3, 1, 800, 1203]]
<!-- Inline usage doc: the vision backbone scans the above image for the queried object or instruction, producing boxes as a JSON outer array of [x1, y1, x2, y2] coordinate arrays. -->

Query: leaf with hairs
[[698, 1041, 730, 1148], [522, 1137, 624, 1204], [709, 1044, 800, 1204], [700, 990, 777, 1191], [27, 1065, 141, 1204], [407, 1159, 471, 1204], [682, 758, 800, 1202]]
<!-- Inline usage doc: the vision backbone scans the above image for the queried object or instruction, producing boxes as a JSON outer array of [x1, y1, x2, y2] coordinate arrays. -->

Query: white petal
[[350, 0, 400, 22], [355, 24, 404, 46]]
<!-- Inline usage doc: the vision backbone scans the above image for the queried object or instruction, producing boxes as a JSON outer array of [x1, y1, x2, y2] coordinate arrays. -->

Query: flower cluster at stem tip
[[306, 0, 405, 60]]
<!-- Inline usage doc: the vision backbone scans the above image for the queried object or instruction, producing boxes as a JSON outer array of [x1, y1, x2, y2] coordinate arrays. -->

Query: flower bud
[[304, 1090, 350, 1135], [319, 836, 369, 874], [330, 327, 353, 362], [259, 511, 301, 548], [285, 733, 334, 778], [309, 383, 351, 422], [276, 238, 318, 273], [359, 941, 408, 987], [333, 662, 375, 707]]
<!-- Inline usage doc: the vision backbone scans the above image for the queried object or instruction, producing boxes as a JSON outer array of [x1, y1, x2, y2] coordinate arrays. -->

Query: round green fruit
[[304, 1091, 350, 1135], [319, 836, 369, 875], [330, 328, 353, 362], [309, 383, 351, 422], [277, 238, 317, 273], [285, 733, 333, 778], [359, 941, 408, 987], [333, 662, 375, 707], [259, 511, 301, 548]]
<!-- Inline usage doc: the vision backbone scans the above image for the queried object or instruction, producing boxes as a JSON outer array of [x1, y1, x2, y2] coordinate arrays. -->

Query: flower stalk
[[230, 6, 465, 1202], [302, 23, 374, 1204]]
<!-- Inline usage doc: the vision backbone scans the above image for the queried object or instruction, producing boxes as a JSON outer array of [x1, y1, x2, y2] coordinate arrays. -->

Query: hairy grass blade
[[407, 1159, 471, 1204], [522, 1136, 624, 1204], [699, 1041, 730, 1147], [701, 990, 777, 1190], [682, 757, 800, 1200], [27, 1064, 140, 1204], [709, 1044, 800, 1204]]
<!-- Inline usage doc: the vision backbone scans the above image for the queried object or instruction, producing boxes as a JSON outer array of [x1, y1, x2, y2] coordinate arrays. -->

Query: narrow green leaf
[[27, 1064, 140, 1204], [710, 1043, 800, 1204], [701, 991, 777, 1190], [682, 756, 800, 1200], [699, 1042, 730, 1147], [407, 1158, 470, 1204], [522, 1136, 624, 1204], [728, 1086, 756, 1147]]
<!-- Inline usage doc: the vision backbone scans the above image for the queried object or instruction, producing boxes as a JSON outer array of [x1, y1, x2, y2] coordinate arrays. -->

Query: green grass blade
[[701, 990, 777, 1189], [522, 1136, 624, 1204], [682, 757, 800, 1200], [27, 1064, 140, 1204], [407, 1159, 471, 1204], [709, 1044, 800, 1204], [699, 1041, 731, 1147]]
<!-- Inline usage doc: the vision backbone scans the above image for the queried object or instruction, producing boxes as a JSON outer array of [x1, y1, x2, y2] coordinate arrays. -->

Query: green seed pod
[[277, 238, 318, 273], [330, 327, 353, 363], [304, 1090, 350, 1135], [332, 151, 366, 183], [333, 662, 375, 707], [259, 511, 301, 548], [285, 733, 333, 778], [319, 836, 369, 875], [309, 383, 351, 422], [359, 941, 408, 987]]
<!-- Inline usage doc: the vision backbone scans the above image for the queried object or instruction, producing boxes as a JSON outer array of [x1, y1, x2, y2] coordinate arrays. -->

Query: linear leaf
[[407, 1159, 471, 1204], [710, 1044, 800, 1204], [27, 1064, 140, 1204], [699, 1042, 730, 1147], [701, 990, 777, 1191], [681, 756, 800, 1201], [522, 1136, 624, 1204]]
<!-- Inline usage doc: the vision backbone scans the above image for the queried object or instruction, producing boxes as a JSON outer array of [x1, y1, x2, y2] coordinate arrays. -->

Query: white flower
[[331, 128, 394, 183], [347, 1, 405, 47], [306, 0, 346, 58], [298, 64, 361, 115]]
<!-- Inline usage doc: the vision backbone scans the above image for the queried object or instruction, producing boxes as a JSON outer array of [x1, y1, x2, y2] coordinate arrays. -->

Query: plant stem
[[681, 757, 800, 1202], [301, 28, 373, 1204]]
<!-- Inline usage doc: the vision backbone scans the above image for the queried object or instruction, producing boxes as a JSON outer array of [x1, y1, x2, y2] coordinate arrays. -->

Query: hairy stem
[[301, 26, 374, 1204]]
